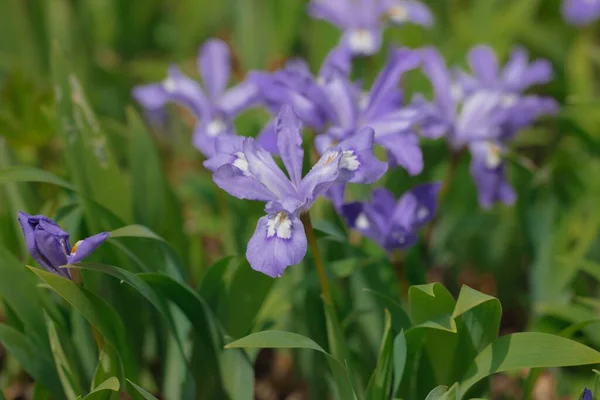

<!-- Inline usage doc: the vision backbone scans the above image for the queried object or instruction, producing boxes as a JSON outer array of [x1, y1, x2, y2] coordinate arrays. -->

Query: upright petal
[[321, 73, 359, 130], [308, 0, 352, 28], [454, 91, 505, 147], [319, 45, 353, 79], [34, 229, 70, 272], [17, 212, 55, 273], [501, 48, 553, 92], [341, 201, 386, 245], [337, 127, 388, 184], [257, 121, 279, 155], [365, 48, 421, 120], [299, 149, 343, 203], [562, 0, 600, 25], [133, 66, 208, 118], [218, 80, 261, 116], [243, 139, 296, 198], [276, 106, 305, 186], [421, 48, 456, 121], [192, 116, 235, 158], [384, 0, 434, 27], [246, 213, 307, 278], [468, 46, 499, 87], [199, 39, 231, 100], [376, 131, 423, 176], [213, 164, 276, 202], [67, 232, 110, 264]]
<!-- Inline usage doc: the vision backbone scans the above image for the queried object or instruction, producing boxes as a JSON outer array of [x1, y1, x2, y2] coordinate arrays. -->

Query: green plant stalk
[[390, 250, 408, 301], [70, 268, 105, 351], [300, 212, 333, 306]]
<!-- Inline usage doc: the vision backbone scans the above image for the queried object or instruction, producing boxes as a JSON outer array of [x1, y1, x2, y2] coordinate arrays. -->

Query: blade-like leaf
[[83, 377, 119, 400], [366, 310, 394, 400], [0, 166, 75, 190], [392, 330, 407, 397], [126, 380, 159, 400], [46, 314, 81, 400]]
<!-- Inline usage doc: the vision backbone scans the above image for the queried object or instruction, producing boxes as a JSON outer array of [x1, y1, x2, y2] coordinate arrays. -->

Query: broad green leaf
[[392, 331, 407, 397], [425, 386, 450, 400], [409, 283, 456, 325], [0, 324, 63, 396], [52, 44, 131, 222], [459, 332, 600, 397], [220, 346, 254, 400], [451, 286, 502, 382], [224, 260, 274, 338], [126, 380, 159, 400], [46, 314, 81, 400], [366, 310, 393, 400], [28, 267, 132, 377], [0, 166, 75, 190], [83, 377, 119, 400]]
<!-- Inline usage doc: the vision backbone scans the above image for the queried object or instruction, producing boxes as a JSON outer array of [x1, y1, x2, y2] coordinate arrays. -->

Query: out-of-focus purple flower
[[317, 47, 424, 175], [132, 39, 260, 157], [341, 183, 440, 252], [308, 0, 433, 56], [582, 388, 593, 400], [563, 0, 600, 25], [17, 212, 109, 279], [420, 46, 557, 208], [205, 105, 386, 277]]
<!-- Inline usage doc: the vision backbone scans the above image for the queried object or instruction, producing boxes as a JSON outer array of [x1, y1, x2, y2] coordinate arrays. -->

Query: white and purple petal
[[384, 0, 434, 27], [337, 127, 387, 184], [67, 232, 110, 264]]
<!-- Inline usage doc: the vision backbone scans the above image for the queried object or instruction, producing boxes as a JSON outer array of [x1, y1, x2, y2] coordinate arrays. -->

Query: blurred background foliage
[[1, 0, 600, 398]]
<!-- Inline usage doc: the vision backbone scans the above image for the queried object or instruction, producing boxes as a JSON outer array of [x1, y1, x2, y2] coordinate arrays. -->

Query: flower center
[[484, 142, 502, 169], [340, 150, 360, 171], [348, 29, 376, 54], [163, 77, 177, 93], [233, 152, 250, 175], [388, 5, 408, 23], [266, 212, 293, 239], [355, 213, 370, 230], [207, 118, 226, 137], [70, 240, 83, 256]]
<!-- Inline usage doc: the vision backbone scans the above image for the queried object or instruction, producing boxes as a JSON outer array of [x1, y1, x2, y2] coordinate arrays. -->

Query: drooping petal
[[468, 46, 499, 87], [384, 0, 434, 27], [67, 232, 110, 264], [246, 213, 307, 278], [275, 106, 305, 186], [218, 81, 261, 116], [562, 0, 600, 25], [366, 107, 422, 138], [454, 91, 505, 147], [213, 164, 276, 202], [398, 182, 441, 229], [421, 48, 456, 121], [133, 66, 208, 118], [308, 0, 352, 28], [364, 48, 420, 119], [326, 183, 346, 211], [243, 139, 296, 198], [469, 141, 516, 208], [319, 45, 353, 80], [337, 127, 388, 184], [203, 135, 245, 172], [342, 27, 383, 56], [199, 39, 231, 100], [299, 149, 342, 204], [341, 201, 385, 245], [376, 131, 423, 176]]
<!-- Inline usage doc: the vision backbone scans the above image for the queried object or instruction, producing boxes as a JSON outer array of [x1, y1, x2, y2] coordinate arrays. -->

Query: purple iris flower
[[204, 105, 386, 277], [17, 212, 109, 279], [563, 0, 600, 25], [308, 0, 433, 56], [421, 46, 557, 208], [341, 183, 441, 252], [316, 47, 424, 176], [582, 388, 593, 400], [132, 39, 260, 157]]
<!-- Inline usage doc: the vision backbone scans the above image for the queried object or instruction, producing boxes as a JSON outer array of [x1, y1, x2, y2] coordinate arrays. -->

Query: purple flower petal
[[67, 232, 110, 264], [342, 201, 385, 245], [501, 48, 553, 92], [203, 135, 245, 172], [468, 45, 499, 87], [276, 106, 304, 186], [563, 0, 600, 25], [454, 91, 505, 147], [218, 81, 261, 116], [192, 117, 235, 158], [213, 164, 277, 202], [341, 27, 383, 56], [199, 39, 231, 100], [319, 45, 353, 79], [322, 73, 359, 130], [376, 131, 423, 176], [308, 0, 352, 28], [384, 0, 434, 27], [469, 141, 516, 208], [246, 213, 307, 278], [257, 121, 279, 155], [299, 149, 342, 203], [421, 48, 456, 121], [243, 139, 296, 199], [337, 127, 388, 184]]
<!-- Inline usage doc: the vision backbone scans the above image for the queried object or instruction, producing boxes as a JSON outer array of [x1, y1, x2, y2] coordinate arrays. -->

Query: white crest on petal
[[266, 212, 293, 239], [207, 118, 226, 137], [355, 213, 370, 230], [388, 5, 409, 23], [340, 150, 360, 171], [163, 77, 177, 93], [70, 240, 83, 256], [317, 150, 340, 167], [416, 206, 429, 221], [348, 29, 376, 54], [358, 91, 370, 110], [233, 152, 250, 175], [451, 83, 463, 101], [484, 142, 502, 169], [501, 93, 518, 108]]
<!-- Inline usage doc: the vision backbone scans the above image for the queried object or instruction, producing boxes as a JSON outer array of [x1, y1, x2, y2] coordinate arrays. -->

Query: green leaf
[[46, 314, 81, 400], [52, 43, 131, 222], [363, 289, 412, 332], [88, 346, 122, 400], [109, 225, 165, 242], [0, 324, 63, 396], [83, 377, 119, 400], [0, 166, 75, 190], [425, 386, 450, 400], [366, 310, 394, 400], [459, 332, 600, 397], [392, 331, 407, 397], [409, 283, 456, 325], [28, 267, 132, 377], [126, 380, 159, 400]]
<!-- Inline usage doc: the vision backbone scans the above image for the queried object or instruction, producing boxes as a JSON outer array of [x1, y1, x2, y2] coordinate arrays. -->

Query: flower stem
[[70, 267, 105, 351], [390, 250, 409, 301], [300, 212, 333, 305]]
